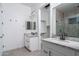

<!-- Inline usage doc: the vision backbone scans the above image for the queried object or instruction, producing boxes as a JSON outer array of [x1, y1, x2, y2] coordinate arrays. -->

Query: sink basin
[[48, 38, 72, 45]]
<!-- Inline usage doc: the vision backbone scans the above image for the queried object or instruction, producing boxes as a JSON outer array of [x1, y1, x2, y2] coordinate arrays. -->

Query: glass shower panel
[[56, 18, 65, 36], [64, 16, 79, 38]]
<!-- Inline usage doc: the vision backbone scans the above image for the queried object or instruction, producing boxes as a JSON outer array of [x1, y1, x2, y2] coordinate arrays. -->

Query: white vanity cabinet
[[24, 36, 39, 51], [42, 40, 79, 56]]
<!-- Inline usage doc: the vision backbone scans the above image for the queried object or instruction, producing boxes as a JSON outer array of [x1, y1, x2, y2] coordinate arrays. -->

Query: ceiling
[[56, 3, 79, 13], [23, 3, 42, 7], [22, 3, 43, 10]]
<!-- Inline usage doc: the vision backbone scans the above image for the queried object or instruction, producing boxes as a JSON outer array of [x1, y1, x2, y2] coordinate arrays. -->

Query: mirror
[[26, 21, 32, 30], [33, 22, 36, 30], [56, 3, 79, 38], [25, 21, 36, 30]]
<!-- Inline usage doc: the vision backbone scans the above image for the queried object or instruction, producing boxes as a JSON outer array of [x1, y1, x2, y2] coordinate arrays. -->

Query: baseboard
[[4, 46, 24, 52]]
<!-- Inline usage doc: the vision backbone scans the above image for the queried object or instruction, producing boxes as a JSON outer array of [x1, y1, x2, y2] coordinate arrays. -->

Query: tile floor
[[3, 47, 44, 56]]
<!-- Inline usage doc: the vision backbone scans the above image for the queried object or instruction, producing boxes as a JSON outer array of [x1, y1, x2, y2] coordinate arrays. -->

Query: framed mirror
[[26, 21, 32, 30], [33, 22, 36, 30], [25, 21, 36, 30]]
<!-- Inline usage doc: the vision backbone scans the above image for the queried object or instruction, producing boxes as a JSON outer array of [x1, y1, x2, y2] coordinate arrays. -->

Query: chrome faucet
[[60, 32, 67, 40], [60, 33, 65, 40]]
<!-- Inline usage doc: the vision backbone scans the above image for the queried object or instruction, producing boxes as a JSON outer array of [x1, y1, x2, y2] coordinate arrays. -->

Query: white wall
[[2, 3, 31, 51]]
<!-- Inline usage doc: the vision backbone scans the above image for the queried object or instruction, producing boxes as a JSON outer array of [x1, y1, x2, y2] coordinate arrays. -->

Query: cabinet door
[[49, 43, 75, 56], [42, 41, 63, 56], [49, 49, 64, 56], [75, 51, 79, 56], [29, 37, 39, 51], [41, 42, 49, 56], [42, 45, 49, 56]]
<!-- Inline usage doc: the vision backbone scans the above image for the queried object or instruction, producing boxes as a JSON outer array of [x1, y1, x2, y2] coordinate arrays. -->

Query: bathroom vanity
[[42, 38, 79, 56], [24, 33, 39, 52]]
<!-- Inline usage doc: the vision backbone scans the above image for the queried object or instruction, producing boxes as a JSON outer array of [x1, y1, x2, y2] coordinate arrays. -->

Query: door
[[0, 4, 4, 56]]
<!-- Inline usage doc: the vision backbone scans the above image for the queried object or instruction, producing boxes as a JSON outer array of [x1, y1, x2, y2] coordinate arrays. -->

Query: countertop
[[24, 33, 38, 38], [42, 38, 79, 51]]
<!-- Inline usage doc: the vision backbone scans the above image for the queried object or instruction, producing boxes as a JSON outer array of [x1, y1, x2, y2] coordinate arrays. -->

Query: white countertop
[[42, 38, 79, 50]]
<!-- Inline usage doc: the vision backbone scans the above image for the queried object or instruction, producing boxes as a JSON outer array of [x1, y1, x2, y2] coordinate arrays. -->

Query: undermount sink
[[49, 37, 71, 44]]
